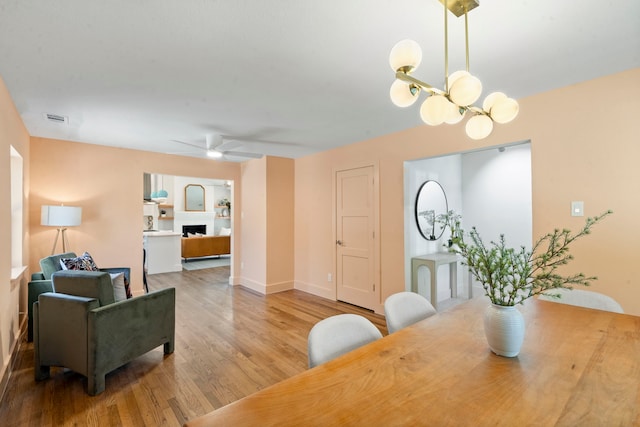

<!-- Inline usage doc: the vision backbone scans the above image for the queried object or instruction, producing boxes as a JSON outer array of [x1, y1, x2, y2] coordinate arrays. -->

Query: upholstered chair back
[[538, 288, 624, 313], [307, 314, 383, 368], [384, 291, 437, 334], [52, 271, 116, 306], [39, 252, 77, 280]]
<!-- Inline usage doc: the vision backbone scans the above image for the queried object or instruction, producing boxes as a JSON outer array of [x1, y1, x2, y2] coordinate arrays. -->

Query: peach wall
[[29, 137, 242, 294], [239, 156, 295, 293], [294, 68, 640, 315], [293, 154, 336, 300], [240, 158, 267, 289], [266, 157, 294, 289], [0, 75, 30, 391]]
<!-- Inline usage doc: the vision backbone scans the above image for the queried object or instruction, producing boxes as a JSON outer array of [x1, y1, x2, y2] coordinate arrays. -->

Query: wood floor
[[0, 267, 387, 426]]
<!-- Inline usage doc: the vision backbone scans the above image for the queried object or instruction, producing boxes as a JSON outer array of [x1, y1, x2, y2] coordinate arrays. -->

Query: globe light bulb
[[483, 92, 519, 123], [447, 70, 468, 88], [465, 114, 494, 140], [449, 71, 482, 106], [390, 79, 420, 107], [420, 95, 450, 126], [389, 39, 422, 73], [482, 92, 507, 112], [490, 97, 519, 124], [444, 101, 466, 124]]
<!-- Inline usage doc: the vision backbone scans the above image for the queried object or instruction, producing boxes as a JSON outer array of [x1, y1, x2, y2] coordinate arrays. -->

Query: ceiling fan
[[170, 134, 264, 161]]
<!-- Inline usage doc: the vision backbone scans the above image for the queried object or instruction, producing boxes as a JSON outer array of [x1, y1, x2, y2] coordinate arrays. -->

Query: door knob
[[336, 240, 343, 246]]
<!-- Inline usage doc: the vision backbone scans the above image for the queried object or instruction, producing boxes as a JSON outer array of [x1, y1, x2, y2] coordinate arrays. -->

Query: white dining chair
[[538, 288, 624, 313], [307, 314, 383, 368], [384, 291, 437, 334]]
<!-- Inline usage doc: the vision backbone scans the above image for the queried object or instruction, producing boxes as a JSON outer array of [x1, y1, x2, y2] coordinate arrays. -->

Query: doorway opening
[[404, 141, 532, 308], [143, 173, 234, 280]]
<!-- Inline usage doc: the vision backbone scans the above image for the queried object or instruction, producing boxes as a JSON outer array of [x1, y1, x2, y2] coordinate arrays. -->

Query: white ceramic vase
[[483, 303, 525, 357]]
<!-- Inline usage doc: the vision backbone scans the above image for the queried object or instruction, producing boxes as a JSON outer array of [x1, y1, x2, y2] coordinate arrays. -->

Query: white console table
[[411, 252, 462, 310], [143, 231, 182, 274]]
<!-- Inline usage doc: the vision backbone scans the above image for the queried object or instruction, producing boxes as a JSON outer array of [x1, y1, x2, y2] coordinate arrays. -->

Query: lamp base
[[50, 227, 70, 255]]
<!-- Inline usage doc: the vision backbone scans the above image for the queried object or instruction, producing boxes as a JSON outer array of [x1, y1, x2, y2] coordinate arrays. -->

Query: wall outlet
[[327, 273, 332, 282], [241, 261, 244, 270]]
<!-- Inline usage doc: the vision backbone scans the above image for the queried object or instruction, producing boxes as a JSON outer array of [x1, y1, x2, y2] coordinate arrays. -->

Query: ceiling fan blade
[[171, 136, 263, 161], [225, 137, 301, 147], [170, 139, 205, 150], [216, 139, 243, 152], [222, 151, 263, 159]]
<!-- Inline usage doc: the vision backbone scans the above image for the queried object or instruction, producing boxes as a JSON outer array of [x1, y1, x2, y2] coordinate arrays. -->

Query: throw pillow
[[110, 272, 128, 302], [125, 275, 132, 299], [219, 227, 231, 236], [60, 251, 100, 271]]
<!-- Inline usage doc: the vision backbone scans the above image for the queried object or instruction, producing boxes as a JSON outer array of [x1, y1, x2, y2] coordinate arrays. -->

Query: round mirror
[[415, 180, 448, 241]]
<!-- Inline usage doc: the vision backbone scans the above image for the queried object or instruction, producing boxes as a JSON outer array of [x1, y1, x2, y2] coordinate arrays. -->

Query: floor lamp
[[41, 205, 82, 255]]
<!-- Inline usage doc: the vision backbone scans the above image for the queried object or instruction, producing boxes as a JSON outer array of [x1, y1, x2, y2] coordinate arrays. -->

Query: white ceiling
[[1, 0, 639, 160]]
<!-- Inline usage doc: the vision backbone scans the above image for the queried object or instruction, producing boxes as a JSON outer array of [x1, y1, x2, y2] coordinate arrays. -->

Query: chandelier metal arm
[[466, 105, 486, 115], [396, 71, 490, 117], [395, 71, 446, 96]]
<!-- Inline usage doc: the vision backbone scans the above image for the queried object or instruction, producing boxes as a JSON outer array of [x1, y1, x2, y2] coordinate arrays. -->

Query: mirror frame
[[415, 180, 448, 241], [185, 184, 206, 211]]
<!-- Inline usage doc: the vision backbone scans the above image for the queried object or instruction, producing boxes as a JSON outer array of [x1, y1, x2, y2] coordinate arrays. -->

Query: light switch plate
[[571, 201, 584, 217]]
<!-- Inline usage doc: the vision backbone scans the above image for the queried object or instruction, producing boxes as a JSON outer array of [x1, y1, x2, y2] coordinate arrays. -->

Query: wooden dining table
[[184, 296, 640, 426]]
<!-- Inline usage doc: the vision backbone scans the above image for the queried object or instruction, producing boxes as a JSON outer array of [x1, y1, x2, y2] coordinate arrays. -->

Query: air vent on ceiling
[[44, 113, 69, 125]]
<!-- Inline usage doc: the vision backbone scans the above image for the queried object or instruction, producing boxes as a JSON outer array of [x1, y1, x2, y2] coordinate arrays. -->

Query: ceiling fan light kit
[[389, 0, 519, 140], [171, 133, 264, 161], [205, 134, 224, 158]]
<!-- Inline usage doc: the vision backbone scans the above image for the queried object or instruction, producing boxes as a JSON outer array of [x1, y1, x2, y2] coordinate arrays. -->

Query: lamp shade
[[41, 205, 82, 227], [389, 39, 422, 72]]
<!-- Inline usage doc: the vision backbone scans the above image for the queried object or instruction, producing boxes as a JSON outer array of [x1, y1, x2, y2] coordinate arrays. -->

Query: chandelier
[[389, 0, 519, 140]]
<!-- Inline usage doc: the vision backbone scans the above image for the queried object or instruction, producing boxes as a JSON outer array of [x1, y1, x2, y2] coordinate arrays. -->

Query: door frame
[[332, 161, 381, 312]]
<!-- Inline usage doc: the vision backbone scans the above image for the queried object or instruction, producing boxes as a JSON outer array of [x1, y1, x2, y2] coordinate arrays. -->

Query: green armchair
[[33, 270, 175, 395], [27, 252, 130, 341]]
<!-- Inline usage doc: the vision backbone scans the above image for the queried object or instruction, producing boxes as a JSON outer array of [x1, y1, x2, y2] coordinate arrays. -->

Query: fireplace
[[182, 224, 206, 237]]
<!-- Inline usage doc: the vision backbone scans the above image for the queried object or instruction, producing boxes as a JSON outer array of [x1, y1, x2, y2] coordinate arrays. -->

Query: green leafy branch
[[443, 210, 612, 306]]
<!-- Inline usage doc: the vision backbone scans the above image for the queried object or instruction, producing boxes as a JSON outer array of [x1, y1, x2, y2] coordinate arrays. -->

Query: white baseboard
[[0, 319, 26, 404]]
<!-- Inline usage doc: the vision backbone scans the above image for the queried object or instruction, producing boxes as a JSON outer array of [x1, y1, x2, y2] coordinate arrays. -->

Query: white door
[[336, 166, 377, 310]]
